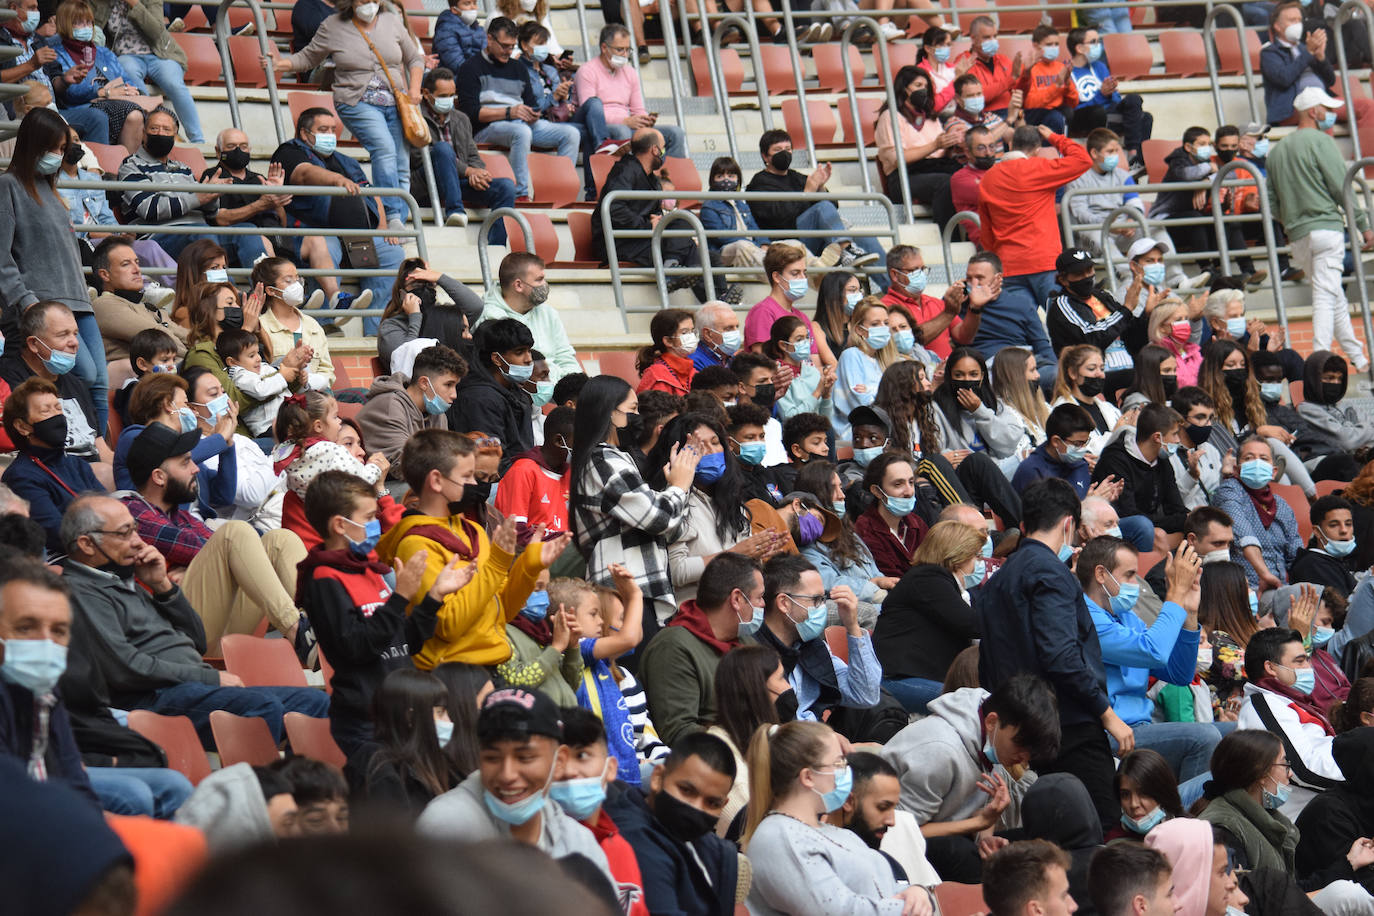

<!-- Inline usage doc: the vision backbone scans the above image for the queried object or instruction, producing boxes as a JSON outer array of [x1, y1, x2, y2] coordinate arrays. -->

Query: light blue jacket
[[1087, 594, 1199, 727]]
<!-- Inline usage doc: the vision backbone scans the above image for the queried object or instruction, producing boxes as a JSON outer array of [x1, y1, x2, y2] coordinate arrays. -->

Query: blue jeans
[[118, 53, 204, 143], [337, 100, 409, 224], [62, 104, 110, 144], [424, 141, 517, 243], [1111, 720, 1223, 782], [1079, 1, 1132, 32], [151, 229, 267, 268], [72, 310, 110, 435], [1022, 107, 1067, 136], [1240, 1, 1274, 25], [87, 766, 194, 818], [796, 200, 888, 291], [882, 676, 943, 714], [1001, 270, 1059, 311], [1117, 514, 1156, 552], [474, 117, 581, 198], [319, 234, 404, 335], [576, 97, 687, 158], [145, 680, 331, 747]]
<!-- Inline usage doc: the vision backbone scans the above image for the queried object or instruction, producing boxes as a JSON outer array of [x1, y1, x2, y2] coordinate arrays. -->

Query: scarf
[[399, 515, 483, 563], [1243, 481, 1279, 528], [1254, 677, 1335, 735], [293, 546, 391, 605], [666, 600, 736, 655], [273, 436, 329, 475], [755, 617, 844, 714], [62, 37, 92, 60], [510, 611, 552, 646]]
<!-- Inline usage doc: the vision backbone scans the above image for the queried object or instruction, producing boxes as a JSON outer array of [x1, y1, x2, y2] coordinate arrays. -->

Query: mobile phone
[[560, 49, 573, 59], [292, 332, 302, 346]]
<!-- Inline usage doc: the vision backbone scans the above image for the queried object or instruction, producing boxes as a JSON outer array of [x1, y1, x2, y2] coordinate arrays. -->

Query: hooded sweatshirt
[[355, 374, 448, 475], [448, 361, 534, 473], [375, 509, 543, 669], [1295, 351, 1374, 457], [173, 762, 273, 854], [880, 687, 1031, 827], [1145, 817, 1215, 916], [478, 285, 583, 383], [1021, 773, 1103, 916], [1295, 728, 1374, 894]]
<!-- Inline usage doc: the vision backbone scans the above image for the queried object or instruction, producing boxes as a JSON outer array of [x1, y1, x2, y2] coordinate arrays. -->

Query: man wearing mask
[[1045, 248, 1139, 400], [881, 245, 980, 360], [604, 731, 743, 916], [574, 24, 686, 159], [478, 252, 582, 383], [691, 302, 743, 371], [729, 355, 790, 468], [414, 66, 516, 236], [949, 125, 998, 247], [1112, 237, 1208, 320], [495, 406, 575, 533], [1143, 506, 1236, 601], [450, 319, 538, 470], [203, 128, 292, 261], [1063, 129, 1182, 275], [0, 0, 109, 141], [953, 16, 1022, 116], [356, 344, 466, 476], [1013, 403, 1097, 498], [90, 236, 188, 361]]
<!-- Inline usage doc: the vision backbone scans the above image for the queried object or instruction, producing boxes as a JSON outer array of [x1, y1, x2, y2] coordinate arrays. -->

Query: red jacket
[[952, 51, 1016, 110], [949, 165, 988, 247], [881, 287, 960, 359], [587, 808, 651, 916], [853, 502, 928, 579], [635, 352, 694, 396], [282, 490, 406, 551], [493, 450, 570, 532], [977, 132, 1092, 277]]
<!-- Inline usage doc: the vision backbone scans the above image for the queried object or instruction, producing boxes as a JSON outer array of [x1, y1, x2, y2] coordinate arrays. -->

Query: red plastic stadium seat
[[528, 151, 582, 207], [127, 711, 212, 785], [287, 91, 340, 137], [86, 141, 129, 175], [1102, 32, 1154, 80], [1159, 30, 1207, 78], [782, 98, 839, 148], [567, 210, 599, 264], [812, 44, 866, 91], [663, 156, 703, 209], [758, 44, 800, 94], [690, 46, 745, 95], [169, 145, 207, 176], [504, 211, 562, 263], [999, 36, 1034, 64], [1270, 483, 1311, 543], [999, 1, 1047, 33], [398, 0, 431, 37], [1141, 139, 1174, 184], [839, 97, 884, 146], [824, 625, 850, 663], [594, 351, 640, 386], [934, 883, 988, 916], [209, 711, 280, 768], [283, 712, 347, 768], [226, 35, 269, 88], [881, 42, 917, 80], [1315, 479, 1350, 497], [478, 151, 517, 189], [1214, 27, 1261, 75], [588, 153, 617, 198], [173, 33, 221, 86], [221, 634, 309, 687]]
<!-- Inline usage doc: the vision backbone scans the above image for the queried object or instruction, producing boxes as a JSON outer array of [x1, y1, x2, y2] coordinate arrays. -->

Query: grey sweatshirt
[[376, 274, 483, 371], [355, 374, 447, 475], [932, 403, 1026, 458], [746, 815, 904, 916], [1295, 401, 1374, 454], [0, 173, 92, 322], [174, 762, 274, 853]]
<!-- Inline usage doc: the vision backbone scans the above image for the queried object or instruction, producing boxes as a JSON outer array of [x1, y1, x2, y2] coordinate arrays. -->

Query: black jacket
[[873, 564, 979, 682], [58, 609, 166, 769], [0, 681, 99, 805], [1045, 284, 1142, 358], [448, 366, 533, 471], [1022, 773, 1103, 916], [592, 154, 664, 265], [743, 168, 809, 229], [1288, 545, 1359, 599], [1092, 438, 1188, 534], [1295, 729, 1374, 895]]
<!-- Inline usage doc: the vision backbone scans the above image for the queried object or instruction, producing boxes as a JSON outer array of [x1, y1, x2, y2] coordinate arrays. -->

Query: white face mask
[[459, 7, 479, 23], [277, 281, 306, 307], [356, 2, 380, 21], [609, 54, 629, 69], [520, 0, 538, 9], [1283, 21, 1303, 43]]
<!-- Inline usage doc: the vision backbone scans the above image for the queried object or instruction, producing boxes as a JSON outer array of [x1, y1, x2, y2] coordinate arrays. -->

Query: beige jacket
[[286, 8, 422, 107], [92, 291, 188, 361], [259, 306, 335, 389]]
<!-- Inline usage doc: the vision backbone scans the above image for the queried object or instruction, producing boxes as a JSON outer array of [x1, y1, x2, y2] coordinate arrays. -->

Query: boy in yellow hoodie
[[1016, 25, 1079, 136], [376, 428, 572, 669]]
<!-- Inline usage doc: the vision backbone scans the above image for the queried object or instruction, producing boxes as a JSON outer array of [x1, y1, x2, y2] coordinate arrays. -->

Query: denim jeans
[[576, 97, 687, 158], [1078, 1, 1133, 32], [1108, 720, 1224, 782], [62, 103, 110, 144], [882, 676, 943, 714], [118, 53, 204, 143], [795, 200, 885, 271], [319, 234, 405, 335], [474, 117, 581, 198], [151, 228, 267, 267], [1117, 514, 1156, 552], [72, 311, 110, 435], [337, 100, 409, 223], [1001, 270, 1059, 311], [1022, 107, 1067, 136], [87, 766, 195, 818], [145, 680, 331, 746], [423, 141, 517, 243]]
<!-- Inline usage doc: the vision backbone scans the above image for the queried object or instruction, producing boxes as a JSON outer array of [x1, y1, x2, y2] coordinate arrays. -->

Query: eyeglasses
[[92, 525, 138, 541], [785, 593, 826, 611], [468, 435, 500, 450], [812, 760, 850, 775], [1270, 761, 1293, 774]]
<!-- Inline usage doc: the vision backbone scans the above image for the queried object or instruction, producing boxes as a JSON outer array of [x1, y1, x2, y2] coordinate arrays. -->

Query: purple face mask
[[798, 512, 825, 546]]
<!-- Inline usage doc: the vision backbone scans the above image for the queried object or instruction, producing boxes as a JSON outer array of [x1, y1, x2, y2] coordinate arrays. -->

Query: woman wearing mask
[[932, 346, 1028, 472], [431, 662, 495, 779], [516, 22, 575, 122], [657, 412, 785, 604], [1122, 344, 1179, 412], [266, 0, 423, 230], [571, 375, 697, 627], [1199, 561, 1259, 720], [376, 256, 481, 372], [1111, 748, 1186, 839], [762, 315, 837, 421], [169, 239, 229, 328], [636, 309, 697, 396], [1195, 731, 1305, 875], [708, 645, 792, 839], [813, 271, 865, 357], [744, 243, 839, 369], [794, 461, 893, 610], [1151, 297, 1204, 387], [916, 27, 959, 115], [361, 668, 462, 815], [854, 452, 929, 579], [1050, 344, 1130, 459], [1143, 818, 1247, 916], [991, 347, 1050, 450], [743, 720, 936, 916], [835, 300, 901, 441], [873, 519, 985, 714], [253, 257, 337, 390], [1214, 437, 1301, 591], [49, 0, 151, 150], [875, 65, 960, 224]]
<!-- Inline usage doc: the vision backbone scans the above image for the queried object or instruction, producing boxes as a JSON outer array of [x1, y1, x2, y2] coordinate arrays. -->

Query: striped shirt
[[118, 148, 216, 226]]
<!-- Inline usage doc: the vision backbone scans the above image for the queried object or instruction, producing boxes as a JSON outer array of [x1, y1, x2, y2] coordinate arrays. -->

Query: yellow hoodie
[[376, 510, 544, 669]]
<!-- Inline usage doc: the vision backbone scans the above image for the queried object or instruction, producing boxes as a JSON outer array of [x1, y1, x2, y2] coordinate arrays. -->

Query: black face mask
[[91, 541, 136, 580], [710, 178, 738, 191], [1323, 381, 1347, 403], [972, 155, 997, 170], [112, 287, 144, 304], [1064, 276, 1095, 300], [951, 379, 981, 396], [64, 144, 85, 166], [1162, 375, 1179, 399], [1078, 375, 1105, 398], [769, 149, 793, 172], [1217, 148, 1237, 164], [145, 133, 176, 160], [774, 688, 799, 722], [1223, 367, 1248, 393], [410, 283, 438, 310], [1186, 423, 1213, 446], [220, 307, 244, 331], [220, 147, 251, 171], [29, 413, 67, 450], [650, 789, 718, 844], [618, 411, 644, 448], [650, 148, 666, 172], [751, 383, 775, 410], [907, 89, 929, 111]]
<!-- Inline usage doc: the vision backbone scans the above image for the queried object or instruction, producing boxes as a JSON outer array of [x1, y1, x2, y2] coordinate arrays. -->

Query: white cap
[[1293, 86, 1344, 112], [1126, 237, 1169, 261], [390, 337, 440, 383]]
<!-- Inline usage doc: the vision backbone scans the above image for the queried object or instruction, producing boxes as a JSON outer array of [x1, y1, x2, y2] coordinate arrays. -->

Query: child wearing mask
[[497, 573, 583, 706]]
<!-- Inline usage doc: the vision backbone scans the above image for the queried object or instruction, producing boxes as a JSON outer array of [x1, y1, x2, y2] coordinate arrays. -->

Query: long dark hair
[[1199, 560, 1258, 646], [381, 256, 430, 322], [1125, 344, 1175, 405], [934, 346, 997, 433], [1331, 677, 1374, 734], [876, 360, 940, 455], [367, 668, 455, 799], [1200, 339, 1264, 432], [431, 662, 491, 778], [794, 460, 868, 567], [814, 270, 860, 351], [648, 412, 749, 541], [635, 308, 693, 375], [762, 314, 806, 365], [1207, 729, 1281, 795], [571, 375, 633, 506], [1115, 748, 1184, 818], [714, 645, 782, 753], [8, 107, 69, 203], [885, 65, 933, 130]]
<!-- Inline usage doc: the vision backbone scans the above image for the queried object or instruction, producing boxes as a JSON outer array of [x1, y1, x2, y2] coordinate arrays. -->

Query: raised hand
[[664, 441, 700, 491], [1290, 583, 1320, 638], [539, 530, 572, 567], [492, 514, 518, 554], [394, 549, 430, 601], [429, 553, 478, 600]]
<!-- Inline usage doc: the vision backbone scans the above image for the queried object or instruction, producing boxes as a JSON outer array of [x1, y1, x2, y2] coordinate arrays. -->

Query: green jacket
[[1199, 787, 1298, 874], [90, 0, 188, 69], [496, 624, 583, 708], [639, 625, 729, 746], [477, 285, 582, 384], [1267, 126, 1367, 240], [182, 338, 251, 437]]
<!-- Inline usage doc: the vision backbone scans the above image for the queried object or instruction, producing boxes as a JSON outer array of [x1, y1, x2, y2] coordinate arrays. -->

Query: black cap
[[848, 404, 892, 434], [477, 687, 564, 742], [125, 422, 201, 487], [1055, 248, 1095, 274]]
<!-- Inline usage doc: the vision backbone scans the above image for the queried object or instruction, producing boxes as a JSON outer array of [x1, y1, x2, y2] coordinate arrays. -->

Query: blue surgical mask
[[1098, 153, 1119, 173], [484, 787, 547, 825], [844, 290, 863, 313], [737, 597, 766, 637], [963, 558, 986, 589], [532, 43, 550, 61], [1042, 45, 1060, 61], [854, 445, 883, 467], [980, 38, 999, 56], [785, 277, 809, 301], [963, 95, 986, 115], [720, 329, 743, 355], [36, 152, 63, 175], [694, 451, 726, 484], [1163, 442, 1180, 456], [205, 268, 230, 284], [420, 378, 450, 416], [531, 379, 555, 409], [0, 638, 67, 694], [550, 774, 607, 821], [791, 338, 812, 362], [343, 517, 381, 557], [36, 338, 77, 376], [1239, 458, 1273, 489], [1106, 525, 1123, 539], [812, 765, 853, 813], [1194, 144, 1214, 162], [1253, 138, 1271, 158], [1248, 590, 1259, 617], [1142, 263, 1166, 286], [894, 329, 916, 355], [21, 9, 38, 32], [1088, 42, 1103, 61], [982, 723, 1000, 766], [498, 354, 534, 383], [903, 268, 929, 296], [791, 596, 828, 643], [881, 491, 915, 517], [1261, 778, 1291, 810], [1260, 381, 1285, 402], [310, 131, 338, 156], [1106, 570, 1140, 615], [737, 441, 766, 466], [832, 499, 848, 517], [933, 46, 951, 63], [1319, 111, 1337, 130], [204, 393, 231, 419], [981, 538, 993, 559], [433, 95, 455, 113], [72, 24, 93, 41], [1063, 444, 1089, 464], [435, 718, 454, 747], [1058, 541, 1075, 563], [1121, 805, 1167, 835], [1226, 316, 1247, 337], [864, 324, 891, 350], [1324, 535, 1357, 557], [177, 407, 199, 433], [521, 589, 550, 621]]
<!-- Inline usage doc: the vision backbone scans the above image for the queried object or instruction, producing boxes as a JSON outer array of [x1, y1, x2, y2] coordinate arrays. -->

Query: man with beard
[[826, 751, 941, 888], [120, 423, 311, 659]]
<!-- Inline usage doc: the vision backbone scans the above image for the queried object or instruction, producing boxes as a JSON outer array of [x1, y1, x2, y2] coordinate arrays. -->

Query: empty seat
[[173, 33, 221, 86], [663, 156, 703, 209], [221, 634, 308, 688], [1141, 138, 1174, 184], [588, 153, 618, 198], [758, 44, 801, 94], [504, 211, 562, 263], [227, 35, 270, 88], [283, 712, 347, 768], [209, 711, 280, 768], [528, 151, 583, 207], [689, 46, 745, 96], [812, 44, 866, 91], [567, 210, 599, 263], [127, 711, 212, 785], [1214, 27, 1260, 75], [595, 351, 640, 386], [86, 141, 129, 175], [782, 98, 839, 148], [838, 97, 884, 146], [999, 2, 1047, 33], [881, 42, 917, 80], [1102, 32, 1154, 80], [1159, 30, 1207, 78]]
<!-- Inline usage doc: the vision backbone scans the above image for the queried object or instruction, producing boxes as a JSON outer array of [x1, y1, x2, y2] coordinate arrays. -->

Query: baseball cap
[[1240, 121, 1271, 137], [1055, 248, 1095, 274], [125, 422, 201, 488], [1293, 86, 1343, 112], [1126, 237, 1169, 261], [477, 687, 564, 742], [848, 404, 892, 435]]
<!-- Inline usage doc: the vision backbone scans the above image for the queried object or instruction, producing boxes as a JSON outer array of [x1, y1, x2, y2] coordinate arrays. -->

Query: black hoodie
[[447, 359, 533, 472], [1295, 728, 1374, 895], [1288, 542, 1358, 599], [1021, 773, 1103, 916]]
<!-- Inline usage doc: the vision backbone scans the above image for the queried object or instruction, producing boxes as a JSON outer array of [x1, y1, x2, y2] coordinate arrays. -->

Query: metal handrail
[[1210, 157, 1286, 328], [650, 209, 716, 304], [1343, 158, 1374, 383], [476, 207, 536, 289], [1334, 0, 1374, 163], [1202, 4, 1260, 126], [214, 0, 285, 144], [779, 3, 816, 161], [700, 13, 773, 162], [654, 0, 688, 128], [1094, 205, 1151, 278], [940, 211, 980, 280], [839, 16, 913, 224]]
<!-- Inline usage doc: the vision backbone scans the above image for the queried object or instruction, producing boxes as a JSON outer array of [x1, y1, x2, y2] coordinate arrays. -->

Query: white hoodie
[[1237, 682, 1343, 784]]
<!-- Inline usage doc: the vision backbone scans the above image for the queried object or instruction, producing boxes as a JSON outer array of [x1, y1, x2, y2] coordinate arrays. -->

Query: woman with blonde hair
[[873, 519, 986, 714], [991, 346, 1049, 451], [743, 721, 935, 915], [1051, 344, 1130, 458], [1150, 297, 1203, 387], [834, 299, 901, 441]]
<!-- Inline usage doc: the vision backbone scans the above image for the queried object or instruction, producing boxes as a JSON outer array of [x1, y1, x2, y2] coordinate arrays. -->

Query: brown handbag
[[353, 18, 431, 149]]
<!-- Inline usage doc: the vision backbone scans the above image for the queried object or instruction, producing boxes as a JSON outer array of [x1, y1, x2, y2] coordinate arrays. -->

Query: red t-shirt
[[494, 456, 570, 532]]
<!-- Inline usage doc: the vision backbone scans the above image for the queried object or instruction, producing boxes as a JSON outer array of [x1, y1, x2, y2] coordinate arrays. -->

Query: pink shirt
[[573, 57, 646, 125], [744, 295, 818, 354], [1163, 339, 1204, 387]]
